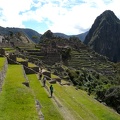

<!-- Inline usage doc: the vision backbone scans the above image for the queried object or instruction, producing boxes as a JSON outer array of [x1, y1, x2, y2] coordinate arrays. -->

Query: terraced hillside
[[0, 64, 39, 120], [0, 57, 120, 120], [16, 39, 115, 77], [0, 32, 120, 115], [68, 50, 115, 77]]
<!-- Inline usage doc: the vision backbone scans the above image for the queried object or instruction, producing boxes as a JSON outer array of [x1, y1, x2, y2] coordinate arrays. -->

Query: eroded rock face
[[84, 10, 120, 62]]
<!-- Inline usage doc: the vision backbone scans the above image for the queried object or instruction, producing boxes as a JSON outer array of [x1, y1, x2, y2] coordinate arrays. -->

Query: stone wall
[[42, 71, 51, 78], [24, 66, 39, 74], [0, 59, 8, 91], [22, 65, 30, 87], [0, 43, 11, 48], [7, 54, 17, 64], [0, 48, 5, 57], [42, 52, 61, 65], [19, 61, 28, 67]]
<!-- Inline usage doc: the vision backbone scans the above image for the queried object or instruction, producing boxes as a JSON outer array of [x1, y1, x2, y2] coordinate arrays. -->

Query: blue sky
[[0, 0, 120, 35]]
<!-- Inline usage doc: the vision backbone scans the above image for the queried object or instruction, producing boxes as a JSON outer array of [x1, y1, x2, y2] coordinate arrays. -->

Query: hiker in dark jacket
[[38, 67, 42, 80], [43, 76, 46, 87], [50, 85, 53, 97]]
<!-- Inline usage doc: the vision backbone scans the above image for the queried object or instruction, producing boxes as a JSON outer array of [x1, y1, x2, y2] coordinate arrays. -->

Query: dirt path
[[40, 80, 78, 120], [38, 75, 83, 120], [52, 96, 78, 120]]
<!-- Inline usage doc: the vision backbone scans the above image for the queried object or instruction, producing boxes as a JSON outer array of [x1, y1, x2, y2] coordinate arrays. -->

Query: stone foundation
[[0, 48, 5, 57], [24, 66, 39, 74]]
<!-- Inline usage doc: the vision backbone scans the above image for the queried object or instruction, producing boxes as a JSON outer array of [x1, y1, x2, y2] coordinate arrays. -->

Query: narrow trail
[[39, 77, 97, 120], [34, 73, 120, 120], [53, 96, 77, 120], [39, 79, 78, 120]]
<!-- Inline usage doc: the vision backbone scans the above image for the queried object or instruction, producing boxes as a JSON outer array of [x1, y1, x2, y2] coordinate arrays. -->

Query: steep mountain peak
[[40, 30, 54, 40], [102, 10, 117, 18], [84, 10, 120, 62], [97, 10, 120, 24]]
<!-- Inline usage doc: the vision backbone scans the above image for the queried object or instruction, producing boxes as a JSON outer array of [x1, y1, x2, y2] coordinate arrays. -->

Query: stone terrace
[[68, 49, 115, 77]]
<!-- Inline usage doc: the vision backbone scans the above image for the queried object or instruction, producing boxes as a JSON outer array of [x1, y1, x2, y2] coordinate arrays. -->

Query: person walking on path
[[50, 85, 53, 97], [38, 67, 42, 80], [38, 72, 42, 80], [43, 76, 46, 87]]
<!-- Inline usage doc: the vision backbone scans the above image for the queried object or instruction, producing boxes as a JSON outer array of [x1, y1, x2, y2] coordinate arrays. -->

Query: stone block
[[52, 77, 61, 83], [42, 71, 51, 78], [49, 80, 56, 84]]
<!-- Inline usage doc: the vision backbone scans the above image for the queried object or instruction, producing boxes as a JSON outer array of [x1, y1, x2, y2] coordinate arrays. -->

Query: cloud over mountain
[[0, 0, 120, 35]]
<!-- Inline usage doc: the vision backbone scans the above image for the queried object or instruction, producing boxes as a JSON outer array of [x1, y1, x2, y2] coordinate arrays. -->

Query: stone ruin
[[42, 70, 51, 78], [0, 48, 5, 57], [7, 53, 17, 64]]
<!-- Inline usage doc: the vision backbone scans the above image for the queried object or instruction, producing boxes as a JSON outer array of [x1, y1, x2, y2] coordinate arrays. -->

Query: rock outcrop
[[84, 10, 120, 62], [40, 30, 54, 41]]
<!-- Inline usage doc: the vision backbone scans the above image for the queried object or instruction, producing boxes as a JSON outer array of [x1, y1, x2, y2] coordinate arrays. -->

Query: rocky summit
[[84, 10, 120, 62]]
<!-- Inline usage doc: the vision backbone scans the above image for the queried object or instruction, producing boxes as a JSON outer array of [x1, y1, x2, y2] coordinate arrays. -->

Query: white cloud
[[0, 0, 120, 34], [0, 0, 34, 27]]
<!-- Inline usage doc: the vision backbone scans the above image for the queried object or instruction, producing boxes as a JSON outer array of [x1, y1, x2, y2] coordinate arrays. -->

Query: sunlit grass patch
[[3, 47, 14, 51], [0, 65, 39, 120], [27, 74, 64, 120], [3, 47, 15, 52], [17, 57, 27, 62], [52, 83, 120, 120], [28, 63, 36, 67]]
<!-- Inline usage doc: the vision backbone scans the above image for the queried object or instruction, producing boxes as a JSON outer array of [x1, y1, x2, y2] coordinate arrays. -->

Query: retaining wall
[[0, 59, 8, 91]]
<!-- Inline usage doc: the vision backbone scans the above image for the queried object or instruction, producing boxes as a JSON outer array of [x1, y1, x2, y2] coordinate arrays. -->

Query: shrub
[[105, 86, 120, 113]]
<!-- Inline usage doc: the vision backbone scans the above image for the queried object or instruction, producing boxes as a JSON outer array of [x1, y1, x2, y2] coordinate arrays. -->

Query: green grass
[[27, 74, 64, 120], [16, 58, 36, 67], [17, 57, 27, 62], [28, 63, 36, 67], [3, 48, 15, 52], [62, 86, 120, 120], [0, 63, 119, 120], [0, 65, 39, 120], [47, 75, 120, 120], [0, 57, 6, 70]]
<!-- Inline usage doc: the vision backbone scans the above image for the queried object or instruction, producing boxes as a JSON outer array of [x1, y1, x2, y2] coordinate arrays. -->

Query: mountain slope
[[54, 31, 88, 41], [27, 72, 120, 120], [0, 26, 41, 43], [2, 28, 120, 114], [1, 61, 120, 119], [84, 10, 120, 62], [0, 26, 87, 43]]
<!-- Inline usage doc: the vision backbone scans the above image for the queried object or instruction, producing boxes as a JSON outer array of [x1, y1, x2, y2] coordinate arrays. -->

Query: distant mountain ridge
[[54, 31, 88, 41], [0, 26, 88, 43], [0, 26, 41, 43], [84, 10, 120, 62]]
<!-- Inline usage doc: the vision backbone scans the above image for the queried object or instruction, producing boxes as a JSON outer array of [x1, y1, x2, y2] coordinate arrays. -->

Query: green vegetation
[[46, 78, 120, 120], [32, 36, 38, 39], [3, 47, 15, 52], [0, 57, 6, 70], [0, 60, 120, 119], [27, 74, 64, 120], [17, 57, 27, 62], [28, 63, 36, 67], [0, 65, 38, 120], [7, 35, 119, 114], [65, 66, 120, 113], [0, 29, 120, 119]]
